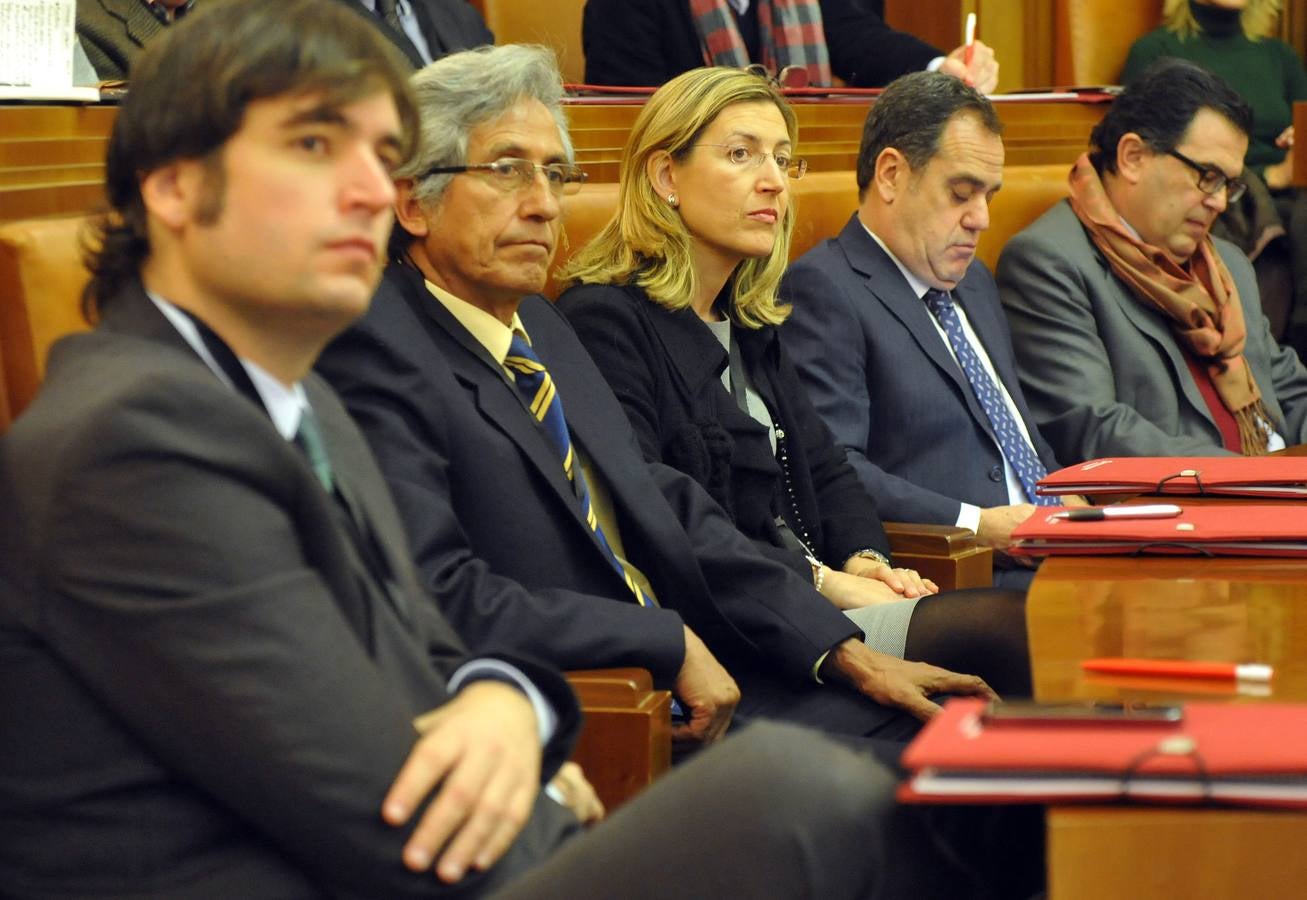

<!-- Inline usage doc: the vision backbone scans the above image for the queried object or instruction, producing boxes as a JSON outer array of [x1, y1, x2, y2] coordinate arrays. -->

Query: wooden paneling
[[884, 0, 968, 59]]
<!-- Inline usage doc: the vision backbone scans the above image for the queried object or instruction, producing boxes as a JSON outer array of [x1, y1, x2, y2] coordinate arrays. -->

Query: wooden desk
[[1028, 556, 1307, 899], [1, 95, 1106, 221]]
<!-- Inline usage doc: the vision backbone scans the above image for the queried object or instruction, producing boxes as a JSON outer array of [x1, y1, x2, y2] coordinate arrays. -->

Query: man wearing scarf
[[582, 0, 997, 91], [997, 58, 1307, 463]]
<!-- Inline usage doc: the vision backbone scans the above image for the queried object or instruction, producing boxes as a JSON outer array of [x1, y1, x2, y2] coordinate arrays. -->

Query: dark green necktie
[[293, 405, 335, 494]]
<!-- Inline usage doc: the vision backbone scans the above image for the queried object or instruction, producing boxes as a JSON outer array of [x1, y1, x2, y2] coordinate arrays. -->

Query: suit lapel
[[1088, 243, 1217, 428], [640, 299, 778, 477], [104, 0, 166, 48], [838, 217, 990, 429], [398, 276, 596, 539]]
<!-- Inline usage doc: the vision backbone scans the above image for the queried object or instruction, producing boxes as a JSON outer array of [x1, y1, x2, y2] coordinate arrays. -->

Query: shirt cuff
[[956, 502, 982, 535], [812, 649, 832, 684], [927, 56, 946, 73], [448, 658, 557, 745]]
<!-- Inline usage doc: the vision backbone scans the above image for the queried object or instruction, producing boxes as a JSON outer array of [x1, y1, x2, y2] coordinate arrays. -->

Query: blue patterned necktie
[[923, 289, 1057, 506], [504, 333, 655, 606]]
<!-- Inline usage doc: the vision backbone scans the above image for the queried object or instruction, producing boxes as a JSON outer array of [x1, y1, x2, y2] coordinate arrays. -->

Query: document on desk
[[900, 698, 1307, 808], [1010, 503, 1307, 558], [1037, 456, 1307, 498], [0, 0, 77, 90]]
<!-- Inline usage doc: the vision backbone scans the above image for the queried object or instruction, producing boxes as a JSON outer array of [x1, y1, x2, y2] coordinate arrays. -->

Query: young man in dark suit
[[0, 1, 936, 896]]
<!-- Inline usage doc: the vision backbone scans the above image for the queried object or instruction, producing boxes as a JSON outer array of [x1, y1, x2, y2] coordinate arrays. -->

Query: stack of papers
[[1038, 457, 1307, 498]]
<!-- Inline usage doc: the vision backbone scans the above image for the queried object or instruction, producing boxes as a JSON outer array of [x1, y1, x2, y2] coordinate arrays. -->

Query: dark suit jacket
[[558, 281, 891, 582], [316, 263, 917, 737], [0, 284, 578, 898], [582, 0, 939, 87], [76, 0, 169, 79], [338, 0, 493, 68], [781, 214, 1060, 528]]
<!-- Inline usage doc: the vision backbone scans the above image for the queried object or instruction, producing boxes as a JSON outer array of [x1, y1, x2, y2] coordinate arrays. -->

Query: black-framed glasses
[[743, 63, 810, 89], [695, 143, 808, 180], [1166, 148, 1248, 204], [421, 158, 587, 196]]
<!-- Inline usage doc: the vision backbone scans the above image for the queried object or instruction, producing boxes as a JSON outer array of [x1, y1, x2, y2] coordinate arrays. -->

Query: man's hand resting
[[384, 680, 541, 883], [673, 626, 739, 745], [822, 638, 997, 720]]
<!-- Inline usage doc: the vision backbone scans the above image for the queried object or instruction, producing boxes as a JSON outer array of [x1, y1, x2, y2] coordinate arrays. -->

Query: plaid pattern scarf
[[690, 0, 832, 87]]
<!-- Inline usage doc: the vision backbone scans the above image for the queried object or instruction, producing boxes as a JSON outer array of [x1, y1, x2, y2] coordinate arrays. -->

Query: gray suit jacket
[[76, 0, 168, 79], [781, 214, 1059, 528], [996, 199, 1307, 463]]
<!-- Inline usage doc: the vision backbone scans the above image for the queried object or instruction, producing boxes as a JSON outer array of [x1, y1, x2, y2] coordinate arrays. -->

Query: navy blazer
[[0, 284, 579, 897], [781, 214, 1060, 527], [558, 281, 891, 582], [316, 263, 875, 702]]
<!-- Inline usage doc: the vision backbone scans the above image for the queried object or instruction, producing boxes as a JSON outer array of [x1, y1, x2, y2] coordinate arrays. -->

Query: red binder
[[1037, 456, 1307, 499], [900, 698, 1307, 807], [1008, 503, 1307, 557]]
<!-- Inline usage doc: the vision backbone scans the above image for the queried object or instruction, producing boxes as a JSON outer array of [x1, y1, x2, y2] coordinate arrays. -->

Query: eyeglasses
[[742, 63, 810, 89], [1166, 148, 1248, 204], [695, 143, 808, 180], [420, 158, 588, 196]]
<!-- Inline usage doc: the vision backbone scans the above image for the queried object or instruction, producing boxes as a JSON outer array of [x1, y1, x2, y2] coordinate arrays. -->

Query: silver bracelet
[[845, 548, 890, 568]]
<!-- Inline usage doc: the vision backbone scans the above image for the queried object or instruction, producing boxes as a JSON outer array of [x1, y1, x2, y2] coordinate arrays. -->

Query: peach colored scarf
[[1067, 153, 1270, 455]]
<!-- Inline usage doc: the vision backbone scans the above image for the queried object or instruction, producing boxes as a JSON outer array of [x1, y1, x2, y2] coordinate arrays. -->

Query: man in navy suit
[[782, 72, 1068, 588]]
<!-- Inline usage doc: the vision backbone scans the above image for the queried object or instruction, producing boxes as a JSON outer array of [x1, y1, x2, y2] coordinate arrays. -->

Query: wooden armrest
[[883, 522, 992, 590], [564, 668, 671, 811]]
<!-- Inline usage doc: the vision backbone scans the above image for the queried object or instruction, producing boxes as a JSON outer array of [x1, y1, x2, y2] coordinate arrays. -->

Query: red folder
[[900, 698, 1307, 807], [1008, 503, 1307, 557], [1037, 456, 1307, 499]]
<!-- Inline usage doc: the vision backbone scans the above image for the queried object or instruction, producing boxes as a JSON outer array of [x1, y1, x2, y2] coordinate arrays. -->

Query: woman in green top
[[1123, 0, 1307, 349]]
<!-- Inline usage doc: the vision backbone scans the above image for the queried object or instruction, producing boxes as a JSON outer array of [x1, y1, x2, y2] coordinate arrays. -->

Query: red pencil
[[1081, 658, 1273, 682]]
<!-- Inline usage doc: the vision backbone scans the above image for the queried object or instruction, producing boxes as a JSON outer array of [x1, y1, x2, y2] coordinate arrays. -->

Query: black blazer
[[558, 282, 890, 583], [582, 0, 939, 88], [316, 264, 919, 738], [0, 284, 578, 898], [781, 214, 1061, 526], [337, 0, 493, 68]]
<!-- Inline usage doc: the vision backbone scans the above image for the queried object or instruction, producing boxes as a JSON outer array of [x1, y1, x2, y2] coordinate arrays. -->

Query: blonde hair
[[1163, 0, 1281, 40], [560, 67, 798, 329]]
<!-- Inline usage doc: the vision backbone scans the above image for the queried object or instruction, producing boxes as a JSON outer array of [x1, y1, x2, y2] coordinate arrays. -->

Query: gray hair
[[397, 43, 573, 207]]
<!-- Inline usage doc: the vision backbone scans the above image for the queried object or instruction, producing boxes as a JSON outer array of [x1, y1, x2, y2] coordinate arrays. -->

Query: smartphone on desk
[[983, 700, 1183, 725]]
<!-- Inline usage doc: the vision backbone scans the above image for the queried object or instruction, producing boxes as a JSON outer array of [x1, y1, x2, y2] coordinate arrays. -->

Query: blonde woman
[[558, 67, 1031, 696]]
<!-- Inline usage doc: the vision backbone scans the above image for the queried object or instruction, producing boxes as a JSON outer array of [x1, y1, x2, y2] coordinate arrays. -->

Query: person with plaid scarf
[[582, 0, 997, 91]]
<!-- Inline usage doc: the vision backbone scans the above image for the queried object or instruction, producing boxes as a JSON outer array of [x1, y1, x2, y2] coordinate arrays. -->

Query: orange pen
[[1081, 658, 1274, 682]]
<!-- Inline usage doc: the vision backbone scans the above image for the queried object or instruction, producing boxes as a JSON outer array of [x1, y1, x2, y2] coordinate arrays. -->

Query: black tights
[[903, 587, 1033, 698]]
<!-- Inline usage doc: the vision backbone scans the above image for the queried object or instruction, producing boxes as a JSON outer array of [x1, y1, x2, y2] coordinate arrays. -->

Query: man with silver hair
[[318, 42, 1002, 749]]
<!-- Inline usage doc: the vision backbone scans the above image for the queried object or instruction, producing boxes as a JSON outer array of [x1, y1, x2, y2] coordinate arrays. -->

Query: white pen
[[963, 12, 977, 67], [1050, 504, 1183, 521]]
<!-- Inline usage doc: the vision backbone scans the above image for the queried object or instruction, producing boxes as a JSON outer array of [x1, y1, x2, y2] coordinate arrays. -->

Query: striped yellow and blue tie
[[504, 333, 654, 607]]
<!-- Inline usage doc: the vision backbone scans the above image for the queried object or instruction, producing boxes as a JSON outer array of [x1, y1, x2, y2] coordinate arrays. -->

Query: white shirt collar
[[147, 293, 309, 441], [357, 0, 411, 13], [860, 219, 935, 300]]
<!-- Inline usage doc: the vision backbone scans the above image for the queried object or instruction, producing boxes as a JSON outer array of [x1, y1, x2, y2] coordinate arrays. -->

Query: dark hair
[[855, 71, 1002, 198], [84, 0, 419, 319], [1089, 58, 1252, 175]]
